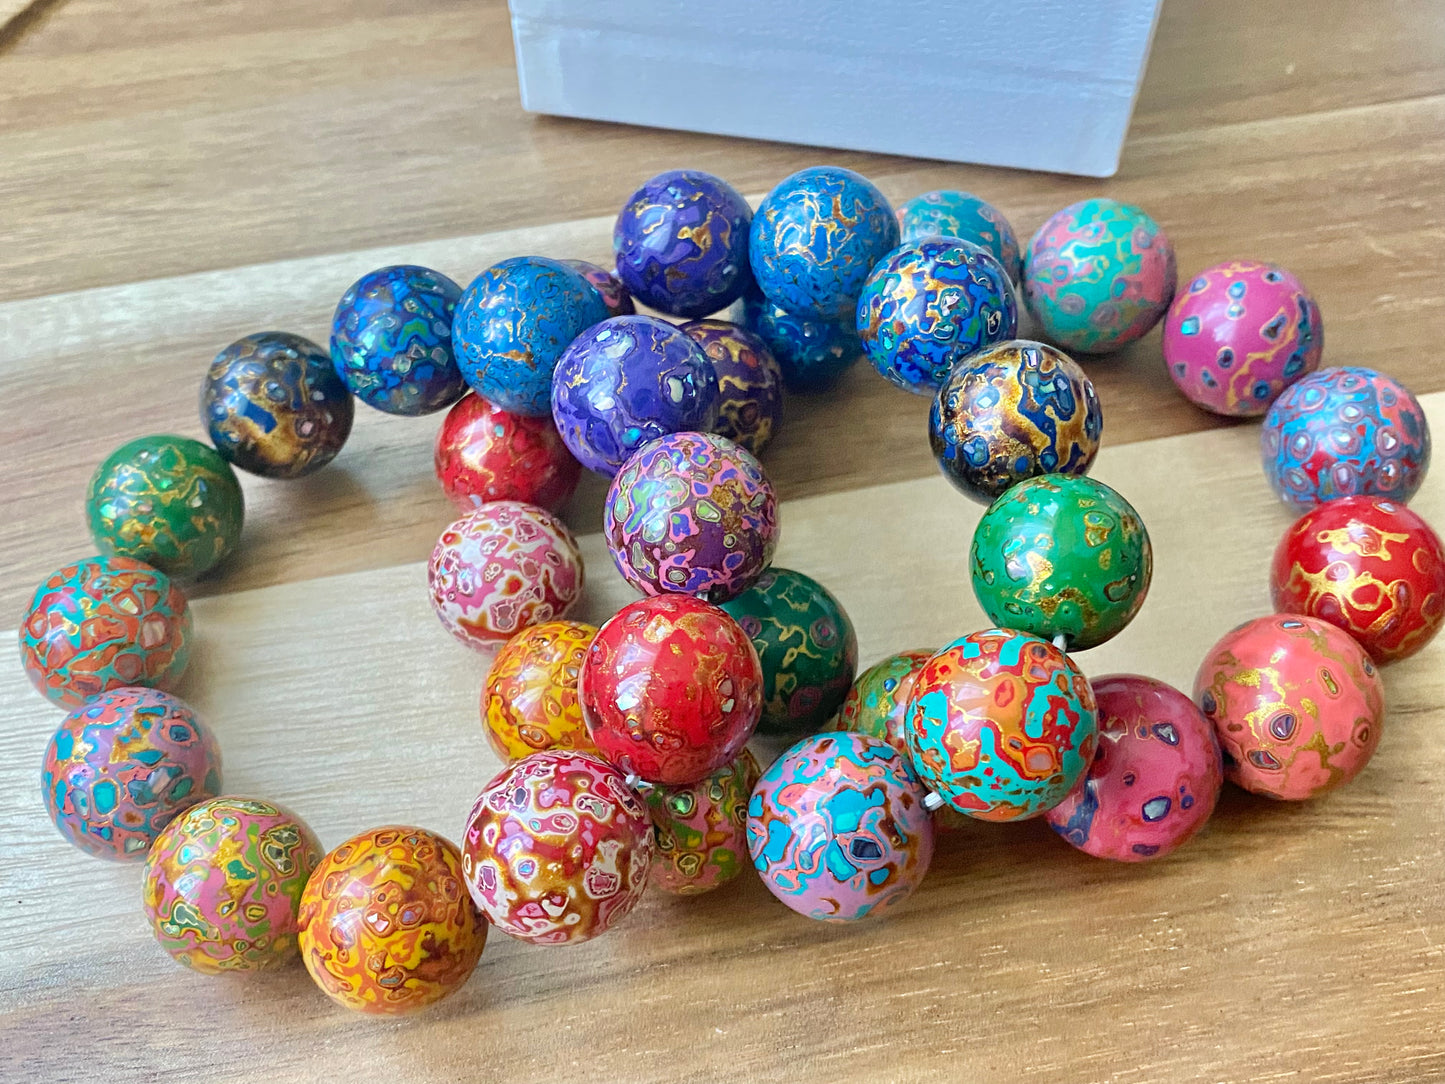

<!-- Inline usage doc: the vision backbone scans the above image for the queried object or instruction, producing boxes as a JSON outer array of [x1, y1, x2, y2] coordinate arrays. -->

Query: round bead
[[970, 475, 1152, 650], [560, 258, 635, 317], [929, 339, 1103, 505], [604, 431, 778, 603], [612, 169, 754, 318], [1194, 614, 1384, 800], [482, 620, 599, 760], [19, 555, 192, 708], [896, 189, 1022, 282], [906, 629, 1098, 821], [201, 331, 353, 478], [142, 796, 323, 972], [85, 434, 245, 579], [1262, 366, 1431, 508], [329, 265, 467, 416], [42, 687, 222, 861], [298, 826, 485, 1014], [452, 256, 610, 417], [679, 319, 784, 455], [580, 595, 763, 785], [1270, 496, 1445, 664], [857, 238, 1019, 395], [825, 649, 936, 756], [427, 501, 584, 650], [749, 166, 899, 320], [1045, 675, 1223, 861], [551, 315, 720, 476], [747, 731, 934, 922], [740, 292, 862, 391], [720, 567, 858, 738], [1162, 261, 1323, 417], [639, 749, 760, 896], [1022, 199, 1177, 354], [433, 392, 581, 513], [461, 751, 653, 945]]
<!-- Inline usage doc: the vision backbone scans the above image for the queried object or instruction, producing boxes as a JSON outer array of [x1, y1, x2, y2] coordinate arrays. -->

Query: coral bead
[[433, 392, 581, 513]]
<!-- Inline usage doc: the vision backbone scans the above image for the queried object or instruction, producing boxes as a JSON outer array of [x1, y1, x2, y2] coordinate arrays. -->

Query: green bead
[[970, 475, 1151, 650], [719, 567, 858, 738], [86, 435, 245, 578]]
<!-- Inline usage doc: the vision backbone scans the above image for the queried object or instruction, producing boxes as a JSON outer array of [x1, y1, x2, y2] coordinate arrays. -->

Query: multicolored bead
[[482, 620, 599, 760], [639, 749, 760, 896], [929, 340, 1102, 505], [1270, 496, 1445, 663], [20, 555, 192, 708], [825, 649, 936, 755], [1262, 366, 1431, 507], [433, 392, 581, 513], [680, 319, 784, 455], [1162, 261, 1323, 416], [330, 265, 467, 415], [1045, 675, 1222, 861], [857, 238, 1018, 394], [720, 567, 858, 738], [560, 258, 635, 317], [142, 796, 323, 972], [740, 291, 862, 392], [603, 431, 778, 603], [461, 751, 653, 944], [896, 189, 1022, 282], [202, 331, 353, 478], [612, 169, 753, 318], [747, 731, 934, 922], [1194, 614, 1384, 800], [42, 687, 222, 861], [85, 434, 245, 579], [298, 826, 486, 1014]]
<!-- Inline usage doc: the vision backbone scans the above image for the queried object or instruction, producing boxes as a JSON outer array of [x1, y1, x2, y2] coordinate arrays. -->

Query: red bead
[[433, 392, 581, 513], [580, 595, 763, 785], [1271, 495, 1445, 663]]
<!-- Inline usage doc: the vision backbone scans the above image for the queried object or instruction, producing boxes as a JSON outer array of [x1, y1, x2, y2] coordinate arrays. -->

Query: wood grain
[[2, 395, 1443, 1084]]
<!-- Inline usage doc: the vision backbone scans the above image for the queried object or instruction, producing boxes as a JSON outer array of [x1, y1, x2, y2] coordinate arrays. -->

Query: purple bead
[[550, 315, 720, 476]]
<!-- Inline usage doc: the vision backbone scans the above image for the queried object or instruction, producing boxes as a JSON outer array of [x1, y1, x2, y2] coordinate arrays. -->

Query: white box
[[508, 0, 1163, 178]]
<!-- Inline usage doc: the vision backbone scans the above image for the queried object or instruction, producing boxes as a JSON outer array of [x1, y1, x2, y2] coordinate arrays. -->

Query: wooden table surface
[[3, 2, 1444, 1081]]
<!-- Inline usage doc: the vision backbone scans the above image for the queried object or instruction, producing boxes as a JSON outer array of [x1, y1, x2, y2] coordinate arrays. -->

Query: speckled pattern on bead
[[740, 292, 862, 392], [896, 190, 1022, 282], [680, 319, 784, 455], [482, 620, 599, 760], [433, 392, 581, 513], [640, 749, 760, 896]]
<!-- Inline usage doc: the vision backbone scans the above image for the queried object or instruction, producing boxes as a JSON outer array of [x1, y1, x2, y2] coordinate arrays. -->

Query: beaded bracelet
[[18, 164, 1442, 1016]]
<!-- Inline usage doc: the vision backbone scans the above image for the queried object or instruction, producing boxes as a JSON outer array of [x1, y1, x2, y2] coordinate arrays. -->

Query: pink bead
[[1046, 675, 1223, 861], [427, 501, 584, 650]]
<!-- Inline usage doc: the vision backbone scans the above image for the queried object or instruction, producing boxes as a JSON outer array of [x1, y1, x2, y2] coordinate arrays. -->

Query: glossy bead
[[906, 629, 1098, 821], [825, 649, 936, 756], [298, 826, 485, 1014], [452, 256, 609, 417], [42, 687, 222, 861], [1262, 366, 1431, 508], [856, 238, 1018, 395], [560, 258, 635, 317], [612, 169, 753, 318], [433, 392, 581, 513], [330, 265, 467, 416], [1195, 614, 1384, 799], [680, 319, 784, 455], [896, 189, 1022, 282], [740, 291, 862, 391], [482, 620, 599, 760], [427, 502, 584, 650], [461, 751, 652, 945], [580, 595, 763, 786], [551, 315, 720, 476], [85, 434, 245, 579], [1045, 675, 1223, 861], [930, 340, 1102, 504], [749, 166, 899, 320], [747, 731, 934, 922], [19, 555, 192, 708], [1163, 261, 1323, 417], [1022, 199, 1177, 354], [604, 431, 778, 603], [142, 796, 323, 973], [970, 475, 1152, 650], [639, 749, 760, 896], [720, 567, 858, 738], [201, 331, 353, 478], [1270, 496, 1445, 663]]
